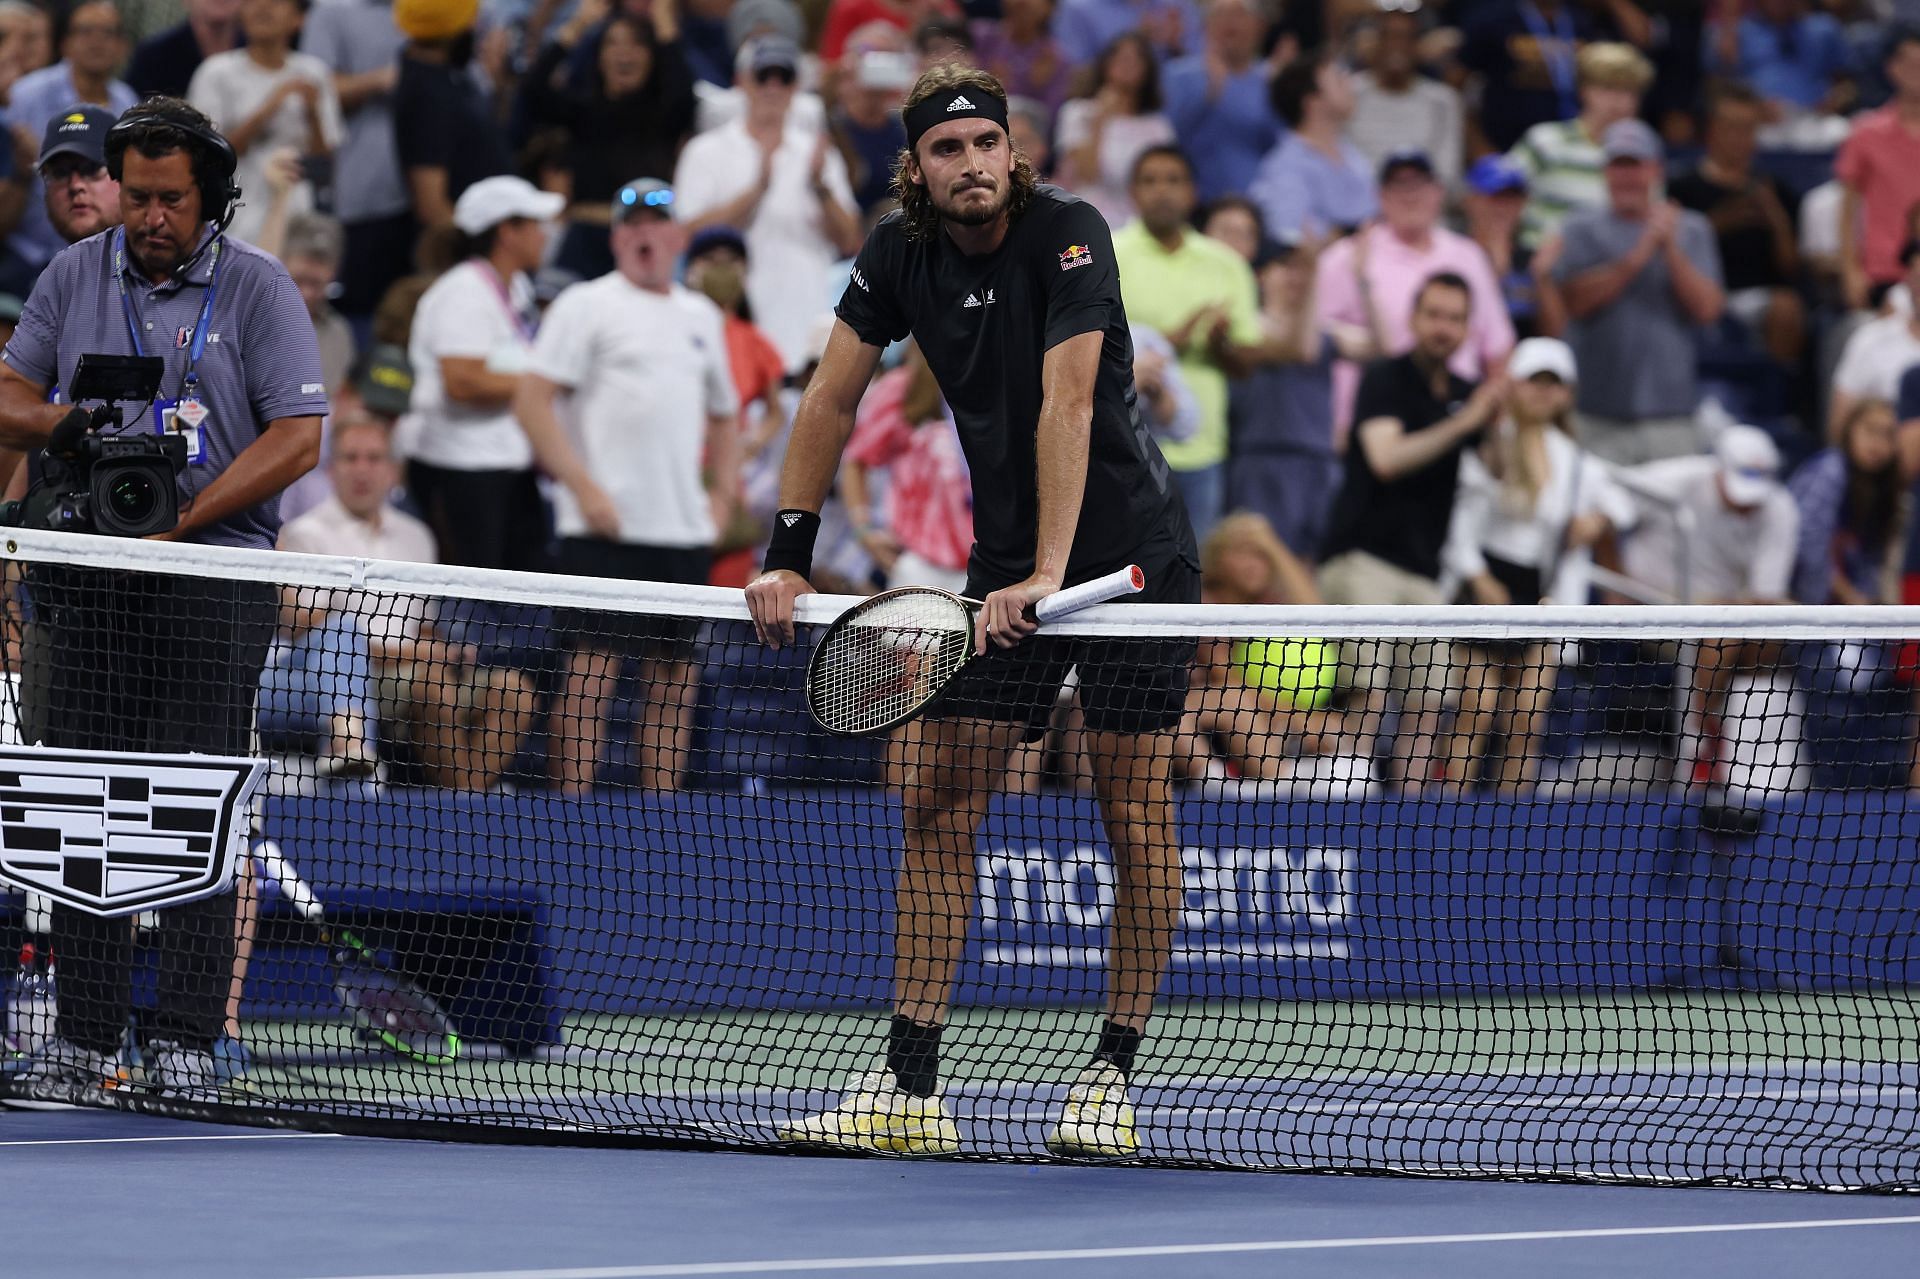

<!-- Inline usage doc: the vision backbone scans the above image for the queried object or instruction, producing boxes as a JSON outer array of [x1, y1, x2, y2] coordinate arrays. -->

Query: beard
[[131, 235, 189, 279], [933, 177, 1012, 228]]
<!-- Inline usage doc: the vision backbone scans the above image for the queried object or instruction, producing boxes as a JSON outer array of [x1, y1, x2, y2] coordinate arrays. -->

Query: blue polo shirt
[[2, 228, 331, 549]]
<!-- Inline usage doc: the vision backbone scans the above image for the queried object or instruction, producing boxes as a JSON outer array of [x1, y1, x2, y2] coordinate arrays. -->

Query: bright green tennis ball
[[1232, 638, 1337, 710]]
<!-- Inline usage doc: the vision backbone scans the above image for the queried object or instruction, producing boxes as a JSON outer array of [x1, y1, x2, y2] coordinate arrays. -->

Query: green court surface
[[237, 990, 1920, 1101]]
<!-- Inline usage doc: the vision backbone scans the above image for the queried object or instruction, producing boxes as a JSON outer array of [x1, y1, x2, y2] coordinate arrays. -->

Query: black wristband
[[762, 508, 821, 578]]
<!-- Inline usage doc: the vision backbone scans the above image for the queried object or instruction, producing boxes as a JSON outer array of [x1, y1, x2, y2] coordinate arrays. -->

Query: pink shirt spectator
[[1834, 106, 1920, 287], [846, 367, 974, 574], [1315, 225, 1516, 440]]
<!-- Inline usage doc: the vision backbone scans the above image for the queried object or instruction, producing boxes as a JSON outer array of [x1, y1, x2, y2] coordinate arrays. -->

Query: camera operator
[[0, 98, 326, 1106]]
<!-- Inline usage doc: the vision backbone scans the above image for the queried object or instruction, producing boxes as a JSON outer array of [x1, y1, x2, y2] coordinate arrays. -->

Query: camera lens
[[106, 473, 159, 525]]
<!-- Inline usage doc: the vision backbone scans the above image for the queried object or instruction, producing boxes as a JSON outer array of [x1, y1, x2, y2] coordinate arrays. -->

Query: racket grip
[[1034, 564, 1146, 623], [255, 839, 323, 922]]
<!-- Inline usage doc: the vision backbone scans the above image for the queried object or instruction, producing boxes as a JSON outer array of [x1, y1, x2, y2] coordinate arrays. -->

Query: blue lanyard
[[1520, 0, 1580, 122], [113, 229, 225, 395]]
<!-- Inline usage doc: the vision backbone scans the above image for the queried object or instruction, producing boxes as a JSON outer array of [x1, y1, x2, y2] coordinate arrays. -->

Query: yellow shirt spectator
[[1110, 220, 1263, 474]]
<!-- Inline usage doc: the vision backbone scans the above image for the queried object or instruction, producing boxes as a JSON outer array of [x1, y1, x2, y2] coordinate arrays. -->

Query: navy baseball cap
[[38, 105, 115, 172], [687, 225, 748, 260], [1379, 148, 1435, 183]]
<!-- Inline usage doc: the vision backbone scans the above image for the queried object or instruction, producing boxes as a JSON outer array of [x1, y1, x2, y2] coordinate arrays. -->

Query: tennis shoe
[[1045, 1061, 1138, 1158], [778, 1068, 961, 1156], [148, 1040, 220, 1103], [1, 1036, 117, 1110]]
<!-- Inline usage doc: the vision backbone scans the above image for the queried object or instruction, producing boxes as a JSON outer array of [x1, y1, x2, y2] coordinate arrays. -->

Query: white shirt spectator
[[528, 277, 739, 546], [1442, 427, 1637, 603], [693, 83, 828, 136], [278, 494, 438, 648], [1621, 455, 1799, 601], [1830, 310, 1920, 404], [672, 116, 858, 370], [401, 261, 539, 470], [1798, 178, 1845, 263], [1347, 73, 1464, 191], [187, 48, 344, 245]]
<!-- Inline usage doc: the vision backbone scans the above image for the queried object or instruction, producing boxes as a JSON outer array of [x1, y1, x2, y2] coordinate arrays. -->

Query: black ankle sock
[[1091, 1019, 1144, 1081], [886, 1015, 943, 1098]]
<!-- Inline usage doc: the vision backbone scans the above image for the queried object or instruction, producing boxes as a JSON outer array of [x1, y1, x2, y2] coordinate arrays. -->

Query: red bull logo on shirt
[[1058, 244, 1093, 271]]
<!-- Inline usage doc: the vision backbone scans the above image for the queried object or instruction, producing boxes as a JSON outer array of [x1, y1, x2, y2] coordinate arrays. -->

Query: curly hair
[[890, 62, 1039, 243]]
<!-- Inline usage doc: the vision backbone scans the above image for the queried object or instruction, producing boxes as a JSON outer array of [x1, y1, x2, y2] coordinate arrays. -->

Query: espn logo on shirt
[[1058, 244, 1093, 271], [0, 745, 266, 917]]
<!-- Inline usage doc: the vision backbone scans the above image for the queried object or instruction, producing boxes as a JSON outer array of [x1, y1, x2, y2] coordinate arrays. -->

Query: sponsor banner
[[0, 745, 264, 916], [249, 791, 1920, 1016]]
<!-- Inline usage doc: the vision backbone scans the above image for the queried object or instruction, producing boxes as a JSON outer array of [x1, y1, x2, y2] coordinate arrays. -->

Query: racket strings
[[810, 591, 975, 735]]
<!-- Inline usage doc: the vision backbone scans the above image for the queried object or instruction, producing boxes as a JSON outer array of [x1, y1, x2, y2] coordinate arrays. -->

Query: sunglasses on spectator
[[755, 67, 797, 87]]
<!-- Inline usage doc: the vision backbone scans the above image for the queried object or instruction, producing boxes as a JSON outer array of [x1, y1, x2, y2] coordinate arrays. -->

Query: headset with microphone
[[103, 102, 243, 238]]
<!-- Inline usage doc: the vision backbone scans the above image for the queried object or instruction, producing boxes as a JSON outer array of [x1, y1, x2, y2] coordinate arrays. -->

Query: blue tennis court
[[10, 1107, 1920, 1279]]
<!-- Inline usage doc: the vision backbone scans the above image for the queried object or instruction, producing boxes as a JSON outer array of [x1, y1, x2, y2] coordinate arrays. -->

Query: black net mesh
[[2, 531, 1918, 1190]]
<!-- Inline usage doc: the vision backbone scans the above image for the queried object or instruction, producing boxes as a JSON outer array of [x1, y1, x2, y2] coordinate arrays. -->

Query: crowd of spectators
[[1, 0, 1918, 795]]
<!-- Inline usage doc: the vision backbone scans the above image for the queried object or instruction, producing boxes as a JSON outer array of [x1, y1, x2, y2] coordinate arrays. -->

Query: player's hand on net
[[977, 573, 1060, 654], [746, 569, 814, 650]]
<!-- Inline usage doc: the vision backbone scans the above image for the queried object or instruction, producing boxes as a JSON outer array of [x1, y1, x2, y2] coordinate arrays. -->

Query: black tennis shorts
[[553, 537, 711, 660], [930, 556, 1199, 740]]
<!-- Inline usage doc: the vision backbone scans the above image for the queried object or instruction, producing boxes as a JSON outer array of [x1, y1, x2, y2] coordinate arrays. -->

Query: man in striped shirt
[[1507, 42, 1653, 248]]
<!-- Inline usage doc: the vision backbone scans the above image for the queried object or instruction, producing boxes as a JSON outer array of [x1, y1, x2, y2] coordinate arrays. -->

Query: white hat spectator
[[1715, 424, 1783, 507], [1508, 337, 1578, 384], [452, 176, 565, 237]]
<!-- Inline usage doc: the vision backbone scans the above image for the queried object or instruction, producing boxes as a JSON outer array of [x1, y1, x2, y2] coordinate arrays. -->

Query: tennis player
[[745, 62, 1198, 1158]]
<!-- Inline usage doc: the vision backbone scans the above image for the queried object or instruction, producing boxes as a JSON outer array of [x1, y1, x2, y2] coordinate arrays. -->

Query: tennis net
[[1, 527, 1918, 1191]]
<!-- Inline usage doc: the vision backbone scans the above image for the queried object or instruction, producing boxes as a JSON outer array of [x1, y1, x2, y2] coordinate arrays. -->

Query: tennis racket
[[806, 564, 1146, 736], [255, 841, 462, 1067]]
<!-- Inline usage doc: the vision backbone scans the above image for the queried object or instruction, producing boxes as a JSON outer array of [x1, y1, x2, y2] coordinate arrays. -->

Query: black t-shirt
[[1667, 169, 1799, 293], [521, 40, 698, 204], [127, 23, 228, 100], [834, 185, 1195, 588], [1320, 354, 1475, 580], [395, 54, 513, 205]]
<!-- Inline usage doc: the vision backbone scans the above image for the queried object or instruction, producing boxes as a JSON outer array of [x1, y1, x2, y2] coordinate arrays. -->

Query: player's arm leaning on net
[[744, 320, 882, 648]]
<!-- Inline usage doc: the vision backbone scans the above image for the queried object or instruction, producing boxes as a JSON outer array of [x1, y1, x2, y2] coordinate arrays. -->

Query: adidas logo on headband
[[946, 95, 975, 111]]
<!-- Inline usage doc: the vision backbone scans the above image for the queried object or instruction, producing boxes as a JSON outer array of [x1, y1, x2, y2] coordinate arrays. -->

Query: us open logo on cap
[[0, 745, 265, 918], [946, 95, 976, 111]]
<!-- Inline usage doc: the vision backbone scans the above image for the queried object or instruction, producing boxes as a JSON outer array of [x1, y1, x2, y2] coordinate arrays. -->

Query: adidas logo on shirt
[[963, 293, 980, 308], [947, 95, 975, 111], [961, 289, 995, 310]]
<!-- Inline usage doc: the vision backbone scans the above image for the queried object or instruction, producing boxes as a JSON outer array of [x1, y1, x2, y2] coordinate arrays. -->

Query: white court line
[[303, 1215, 1920, 1279], [0, 1131, 343, 1148]]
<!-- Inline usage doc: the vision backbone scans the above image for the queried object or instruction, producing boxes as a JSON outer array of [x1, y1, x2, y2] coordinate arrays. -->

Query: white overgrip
[[1034, 564, 1146, 623]]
